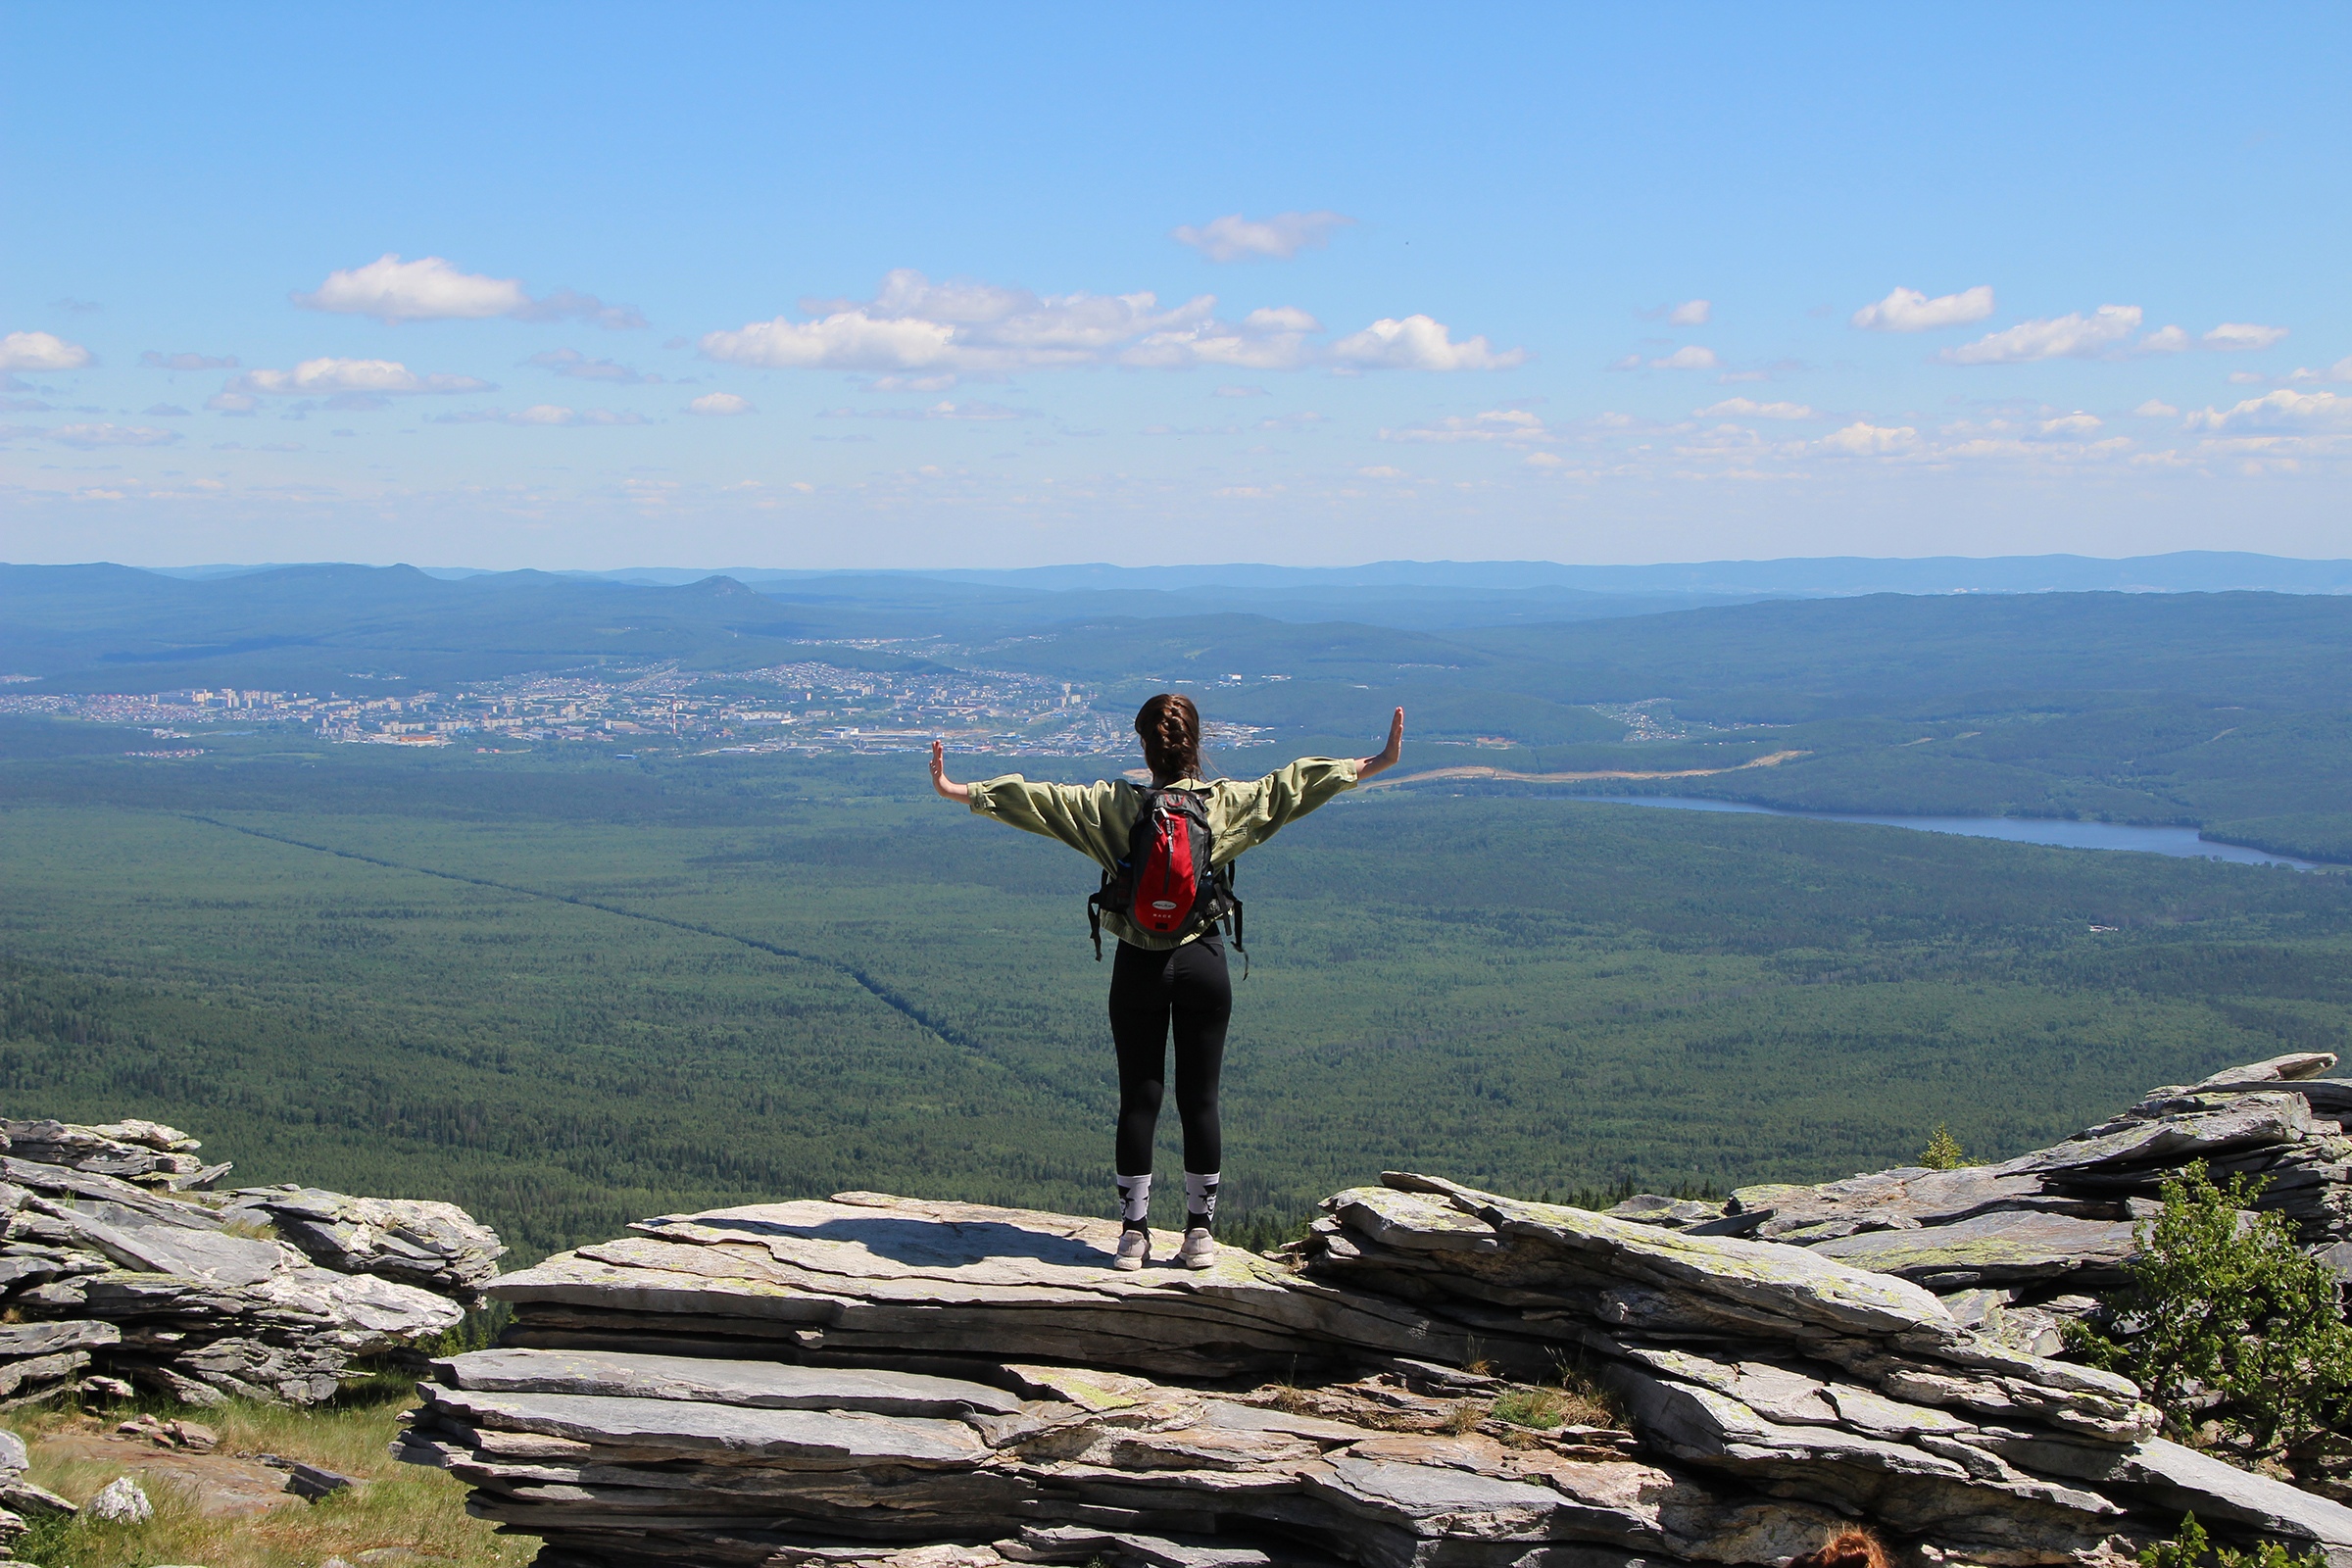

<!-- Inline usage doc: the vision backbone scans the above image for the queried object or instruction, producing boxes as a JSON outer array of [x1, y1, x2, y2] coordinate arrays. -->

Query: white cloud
[[528, 348, 659, 383], [48, 422, 180, 449], [1649, 345, 1720, 370], [688, 392, 755, 416], [1819, 421, 1920, 455], [1850, 285, 1995, 332], [1380, 409, 1549, 444], [2038, 413, 2102, 435], [702, 270, 1511, 375], [1695, 397, 1818, 419], [2132, 399, 2179, 417], [1605, 354, 1643, 371], [140, 350, 238, 370], [2285, 356, 2352, 384], [1666, 299, 1711, 326], [295, 254, 643, 328], [2137, 325, 2191, 354], [511, 405, 578, 425], [702, 270, 1218, 373], [1171, 211, 1353, 262], [1332, 315, 1526, 370], [1124, 305, 1322, 370], [1943, 305, 2142, 365], [229, 358, 494, 396], [1213, 385, 1268, 398], [206, 391, 257, 414], [2185, 389, 2352, 431], [0, 330, 93, 370], [2204, 322, 2288, 351], [1357, 465, 1406, 479], [706, 311, 958, 370], [298, 255, 520, 320]]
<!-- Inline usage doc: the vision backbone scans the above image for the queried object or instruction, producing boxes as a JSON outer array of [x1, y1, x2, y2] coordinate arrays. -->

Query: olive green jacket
[[965, 757, 1363, 950]]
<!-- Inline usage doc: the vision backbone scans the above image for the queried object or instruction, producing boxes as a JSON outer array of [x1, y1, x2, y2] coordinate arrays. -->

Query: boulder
[[221, 1185, 508, 1299], [0, 1116, 501, 1404]]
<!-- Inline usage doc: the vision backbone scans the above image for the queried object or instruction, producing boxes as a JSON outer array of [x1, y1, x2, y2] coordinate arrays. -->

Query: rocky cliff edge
[[398, 1053, 2352, 1568]]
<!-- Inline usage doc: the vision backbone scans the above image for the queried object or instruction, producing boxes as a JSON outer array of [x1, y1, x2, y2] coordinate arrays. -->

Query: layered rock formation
[[1607, 1053, 2352, 1360], [0, 1115, 503, 1405], [396, 1056, 2352, 1568]]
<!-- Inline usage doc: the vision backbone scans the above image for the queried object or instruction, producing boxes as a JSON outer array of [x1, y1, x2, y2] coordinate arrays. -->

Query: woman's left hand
[[930, 740, 972, 802], [1357, 707, 1405, 780]]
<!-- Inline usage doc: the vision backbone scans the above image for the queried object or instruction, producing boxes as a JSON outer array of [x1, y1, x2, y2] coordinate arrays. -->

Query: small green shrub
[[2138, 1511, 2328, 1568], [1918, 1124, 1972, 1170], [2069, 1166, 2352, 1455]]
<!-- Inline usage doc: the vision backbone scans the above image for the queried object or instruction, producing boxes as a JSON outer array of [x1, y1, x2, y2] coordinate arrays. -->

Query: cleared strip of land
[[1363, 748, 1809, 790]]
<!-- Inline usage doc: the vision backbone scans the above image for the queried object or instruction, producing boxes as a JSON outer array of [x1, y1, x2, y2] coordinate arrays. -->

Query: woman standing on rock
[[930, 695, 1405, 1271]]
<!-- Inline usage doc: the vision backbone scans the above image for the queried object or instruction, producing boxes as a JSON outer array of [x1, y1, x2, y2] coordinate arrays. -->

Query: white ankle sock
[[1184, 1170, 1220, 1229], [1116, 1173, 1152, 1227]]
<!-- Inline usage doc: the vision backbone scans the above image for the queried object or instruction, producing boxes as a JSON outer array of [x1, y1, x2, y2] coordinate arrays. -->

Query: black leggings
[[1108, 935, 1232, 1176]]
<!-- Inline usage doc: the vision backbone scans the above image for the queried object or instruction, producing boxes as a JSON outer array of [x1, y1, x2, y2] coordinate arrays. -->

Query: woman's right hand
[[930, 740, 971, 802]]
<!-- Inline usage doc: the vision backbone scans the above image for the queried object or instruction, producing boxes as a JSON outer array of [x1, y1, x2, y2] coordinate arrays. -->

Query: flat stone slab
[[1729, 1167, 2094, 1240], [1364, 1176, 1959, 1341], [493, 1194, 1513, 1377], [437, 1348, 1022, 1416], [44, 1200, 285, 1286], [1307, 1453, 1565, 1525], [423, 1386, 992, 1465], [0, 1319, 120, 1356], [2103, 1437, 2352, 1551], [1810, 1210, 2139, 1289]]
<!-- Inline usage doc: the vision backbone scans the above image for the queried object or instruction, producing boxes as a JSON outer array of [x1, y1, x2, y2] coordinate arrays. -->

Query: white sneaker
[[1112, 1228, 1151, 1271], [1178, 1228, 1216, 1269]]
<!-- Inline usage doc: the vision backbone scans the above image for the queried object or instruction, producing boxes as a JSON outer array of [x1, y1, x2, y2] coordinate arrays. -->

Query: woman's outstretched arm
[[929, 739, 971, 802], [937, 743, 1129, 866], [1357, 707, 1405, 781], [1204, 708, 1407, 862]]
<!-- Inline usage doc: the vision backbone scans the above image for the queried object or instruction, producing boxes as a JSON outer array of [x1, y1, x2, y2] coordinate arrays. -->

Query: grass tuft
[[1490, 1362, 1622, 1430]]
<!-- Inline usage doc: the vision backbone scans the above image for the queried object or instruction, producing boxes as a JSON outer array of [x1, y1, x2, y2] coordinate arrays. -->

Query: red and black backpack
[[1088, 785, 1246, 966]]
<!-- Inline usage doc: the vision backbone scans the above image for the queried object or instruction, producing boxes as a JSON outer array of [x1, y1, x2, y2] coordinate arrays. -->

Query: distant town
[[0, 662, 1275, 758]]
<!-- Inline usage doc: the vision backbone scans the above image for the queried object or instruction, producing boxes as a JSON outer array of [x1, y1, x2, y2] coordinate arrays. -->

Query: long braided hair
[[1134, 693, 1202, 783]]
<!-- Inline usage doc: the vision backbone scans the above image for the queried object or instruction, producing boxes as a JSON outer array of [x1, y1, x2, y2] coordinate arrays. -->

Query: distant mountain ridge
[[569, 551, 2352, 597], [104, 552, 2352, 598]]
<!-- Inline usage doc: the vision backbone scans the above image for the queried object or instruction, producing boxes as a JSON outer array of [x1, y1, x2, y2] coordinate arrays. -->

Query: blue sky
[[4, 3, 2347, 569]]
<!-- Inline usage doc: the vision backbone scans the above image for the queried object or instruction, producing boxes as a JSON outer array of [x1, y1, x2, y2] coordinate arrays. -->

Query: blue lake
[[1579, 796, 2329, 871]]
